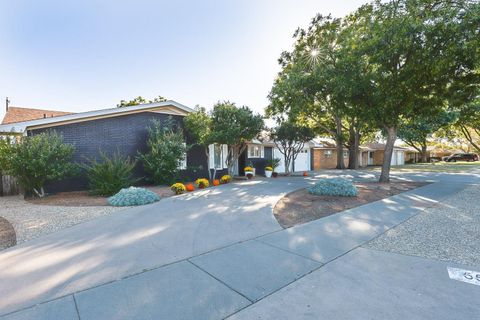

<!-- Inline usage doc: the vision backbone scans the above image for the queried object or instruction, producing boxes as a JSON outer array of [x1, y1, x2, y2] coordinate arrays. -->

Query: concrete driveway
[[0, 169, 479, 319]]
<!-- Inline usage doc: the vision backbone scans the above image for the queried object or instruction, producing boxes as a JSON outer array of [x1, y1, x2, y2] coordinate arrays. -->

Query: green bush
[[108, 187, 160, 206], [138, 118, 188, 185], [6, 132, 76, 198], [307, 178, 358, 197], [82, 151, 137, 196]]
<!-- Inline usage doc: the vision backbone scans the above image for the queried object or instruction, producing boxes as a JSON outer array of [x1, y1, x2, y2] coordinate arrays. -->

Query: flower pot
[[246, 172, 253, 179], [265, 170, 272, 178]]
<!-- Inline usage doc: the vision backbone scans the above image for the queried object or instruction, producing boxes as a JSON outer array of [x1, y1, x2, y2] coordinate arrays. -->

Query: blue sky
[[0, 0, 366, 118]]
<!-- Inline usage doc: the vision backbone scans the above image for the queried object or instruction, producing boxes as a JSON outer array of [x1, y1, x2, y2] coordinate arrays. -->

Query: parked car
[[444, 153, 478, 162]]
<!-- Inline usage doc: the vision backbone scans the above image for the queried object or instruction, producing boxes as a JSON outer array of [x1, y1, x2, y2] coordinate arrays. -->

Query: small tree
[[270, 121, 314, 175], [183, 106, 217, 181], [209, 102, 264, 175], [0, 137, 15, 172], [398, 110, 455, 162], [138, 118, 187, 185], [7, 132, 76, 197]]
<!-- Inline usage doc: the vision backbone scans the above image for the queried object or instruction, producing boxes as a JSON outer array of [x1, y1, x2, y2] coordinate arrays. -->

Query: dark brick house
[[0, 101, 228, 192]]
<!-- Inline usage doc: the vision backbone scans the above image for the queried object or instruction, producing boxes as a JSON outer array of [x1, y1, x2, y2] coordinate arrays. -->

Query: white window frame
[[343, 150, 349, 159], [324, 150, 333, 158], [213, 144, 223, 169], [179, 142, 187, 169], [208, 144, 229, 169], [248, 145, 262, 158]]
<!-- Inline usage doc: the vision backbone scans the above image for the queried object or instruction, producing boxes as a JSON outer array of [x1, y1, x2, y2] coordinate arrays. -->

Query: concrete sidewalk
[[0, 172, 479, 319]]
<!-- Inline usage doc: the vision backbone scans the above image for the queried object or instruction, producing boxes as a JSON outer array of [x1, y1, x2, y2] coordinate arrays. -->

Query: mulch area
[[274, 181, 429, 228], [0, 217, 16, 250], [27, 185, 175, 207]]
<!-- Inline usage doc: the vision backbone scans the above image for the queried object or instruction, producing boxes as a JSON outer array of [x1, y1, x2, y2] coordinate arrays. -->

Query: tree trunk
[[420, 144, 428, 163], [347, 126, 360, 169], [379, 126, 397, 183], [334, 115, 345, 170]]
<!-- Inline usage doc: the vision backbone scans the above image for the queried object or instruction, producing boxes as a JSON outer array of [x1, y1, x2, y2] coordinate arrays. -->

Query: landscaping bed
[[274, 181, 429, 228], [27, 185, 175, 207]]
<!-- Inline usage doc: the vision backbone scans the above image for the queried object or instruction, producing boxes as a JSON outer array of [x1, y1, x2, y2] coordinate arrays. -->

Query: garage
[[273, 147, 311, 173]]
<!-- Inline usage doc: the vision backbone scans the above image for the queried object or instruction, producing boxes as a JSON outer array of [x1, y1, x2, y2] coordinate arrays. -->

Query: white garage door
[[294, 148, 310, 172], [273, 148, 291, 173], [390, 150, 405, 166]]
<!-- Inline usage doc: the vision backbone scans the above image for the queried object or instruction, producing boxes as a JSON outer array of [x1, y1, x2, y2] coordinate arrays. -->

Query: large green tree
[[267, 14, 374, 170], [209, 102, 264, 175], [352, 0, 479, 181]]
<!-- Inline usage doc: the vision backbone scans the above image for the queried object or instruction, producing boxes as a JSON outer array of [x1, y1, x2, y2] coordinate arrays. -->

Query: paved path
[[0, 170, 479, 319]]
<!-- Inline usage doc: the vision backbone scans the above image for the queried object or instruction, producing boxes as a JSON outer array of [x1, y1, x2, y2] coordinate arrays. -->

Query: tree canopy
[[210, 101, 264, 175], [117, 95, 167, 107]]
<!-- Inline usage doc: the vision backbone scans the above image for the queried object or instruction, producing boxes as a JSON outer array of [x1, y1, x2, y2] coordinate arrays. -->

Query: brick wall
[[312, 149, 349, 170], [29, 112, 215, 192]]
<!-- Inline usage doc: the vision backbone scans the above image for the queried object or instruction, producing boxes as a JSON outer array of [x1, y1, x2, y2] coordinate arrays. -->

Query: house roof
[[363, 143, 407, 151], [1, 107, 73, 125], [0, 100, 193, 134]]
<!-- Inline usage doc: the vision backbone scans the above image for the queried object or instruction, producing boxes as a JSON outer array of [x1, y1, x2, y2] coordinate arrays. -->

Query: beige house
[[363, 143, 407, 166]]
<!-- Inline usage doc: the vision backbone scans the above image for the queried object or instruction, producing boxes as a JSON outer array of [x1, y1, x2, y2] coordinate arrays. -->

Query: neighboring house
[[404, 146, 432, 163], [363, 143, 407, 166], [311, 139, 349, 170], [236, 139, 312, 176], [0, 101, 229, 192], [1, 106, 73, 124]]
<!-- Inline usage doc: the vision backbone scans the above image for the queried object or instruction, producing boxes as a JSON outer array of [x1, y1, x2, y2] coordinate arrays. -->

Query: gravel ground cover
[[365, 184, 480, 266], [0, 196, 125, 245]]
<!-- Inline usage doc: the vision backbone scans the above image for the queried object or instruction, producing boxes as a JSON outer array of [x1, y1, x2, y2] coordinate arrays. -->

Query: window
[[248, 145, 261, 158], [214, 144, 222, 169], [324, 150, 332, 158], [179, 142, 187, 169], [343, 150, 349, 159]]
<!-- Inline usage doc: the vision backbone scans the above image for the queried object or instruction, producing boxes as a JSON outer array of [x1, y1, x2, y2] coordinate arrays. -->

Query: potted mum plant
[[244, 166, 254, 179], [265, 166, 273, 178]]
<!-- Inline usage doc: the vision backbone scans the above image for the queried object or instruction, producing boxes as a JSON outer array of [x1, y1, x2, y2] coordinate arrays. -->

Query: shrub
[[185, 183, 195, 191], [265, 166, 273, 171], [7, 132, 76, 198], [213, 179, 220, 186], [82, 151, 137, 196], [244, 166, 254, 172], [267, 158, 281, 172], [220, 175, 231, 184], [171, 182, 186, 195], [138, 118, 188, 185], [307, 178, 358, 197], [196, 178, 209, 188], [108, 187, 160, 206]]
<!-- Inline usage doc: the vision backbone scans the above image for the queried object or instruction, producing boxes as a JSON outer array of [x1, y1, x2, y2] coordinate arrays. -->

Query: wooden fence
[[0, 174, 20, 196]]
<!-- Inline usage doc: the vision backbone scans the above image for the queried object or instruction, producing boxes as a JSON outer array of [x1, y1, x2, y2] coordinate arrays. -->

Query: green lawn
[[371, 162, 480, 173]]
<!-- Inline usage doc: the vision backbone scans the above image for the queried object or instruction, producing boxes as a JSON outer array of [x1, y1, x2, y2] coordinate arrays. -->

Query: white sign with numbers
[[448, 267, 480, 286]]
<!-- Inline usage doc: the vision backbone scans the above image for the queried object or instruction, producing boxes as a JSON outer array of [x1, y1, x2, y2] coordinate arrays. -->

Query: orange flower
[[186, 183, 195, 192], [213, 179, 220, 186]]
